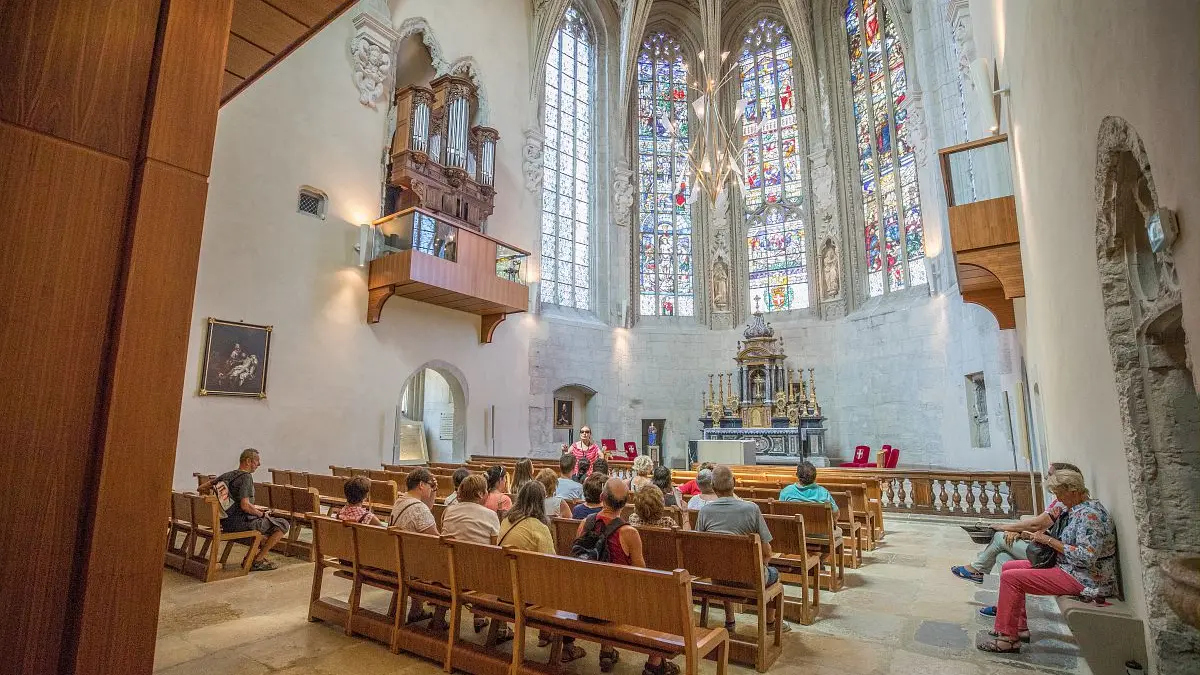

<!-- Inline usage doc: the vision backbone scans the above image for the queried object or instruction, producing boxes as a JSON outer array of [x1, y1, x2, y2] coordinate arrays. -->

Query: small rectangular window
[[297, 186, 328, 219]]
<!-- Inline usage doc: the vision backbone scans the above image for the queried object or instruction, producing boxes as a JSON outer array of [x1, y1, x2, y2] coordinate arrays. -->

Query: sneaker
[[250, 559, 278, 571], [978, 605, 997, 617]]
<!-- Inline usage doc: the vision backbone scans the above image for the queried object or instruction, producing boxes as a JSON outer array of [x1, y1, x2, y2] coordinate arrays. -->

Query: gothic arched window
[[740, 19, 809, 313], [636, 32, 693, 317], [843, 0, 926, 296], [540, 6, 593, 310]]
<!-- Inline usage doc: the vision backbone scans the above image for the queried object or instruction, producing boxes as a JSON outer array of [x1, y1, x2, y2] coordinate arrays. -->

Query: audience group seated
[[183, 447, 1122, 671]]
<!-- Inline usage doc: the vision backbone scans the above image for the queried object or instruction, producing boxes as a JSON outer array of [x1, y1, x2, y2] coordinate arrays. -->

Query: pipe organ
[[389, 75, 498, 231]]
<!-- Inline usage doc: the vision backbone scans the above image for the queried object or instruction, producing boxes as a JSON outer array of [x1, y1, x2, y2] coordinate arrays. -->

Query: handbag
[[1027, 510, 1071, 569]]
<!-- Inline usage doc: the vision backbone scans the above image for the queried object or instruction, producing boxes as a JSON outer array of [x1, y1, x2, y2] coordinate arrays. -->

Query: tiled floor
[[154, 518, 1089, 675]]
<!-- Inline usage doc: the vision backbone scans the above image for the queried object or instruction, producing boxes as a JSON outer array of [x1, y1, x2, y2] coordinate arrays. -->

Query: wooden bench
[[676, 530, 784, 672], [395, 530, 456, 663], [182, 492, 263, 582], [165, 491, 196, 571], [829, 491, 864, 568], [771, 500, 844, 591], [447, 539, 518, 675], [508, 549, 730, 675], [308, 514, 357, 634], [346, 522, 404, 650], [551, 517, 581, 556], [761, 514, 820, 625]]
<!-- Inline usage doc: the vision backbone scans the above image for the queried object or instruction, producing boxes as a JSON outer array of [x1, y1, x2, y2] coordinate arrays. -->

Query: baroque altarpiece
[[699, 310, 828, 464]]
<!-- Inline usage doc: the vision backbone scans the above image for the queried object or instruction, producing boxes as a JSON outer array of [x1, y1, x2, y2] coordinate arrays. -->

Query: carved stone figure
[[821, 240, 840, 298], [350, 36, 392, 108], [612, 163, 635, 228], [712, 259, 730, 312], [522, 128, 544, 193]]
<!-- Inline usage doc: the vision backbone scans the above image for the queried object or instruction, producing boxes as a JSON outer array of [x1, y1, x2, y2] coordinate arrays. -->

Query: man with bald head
[[696, 465, 790, 633]]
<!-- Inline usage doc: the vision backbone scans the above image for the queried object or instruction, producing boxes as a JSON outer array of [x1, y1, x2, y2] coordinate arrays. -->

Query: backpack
[[570, 514, 625, 562], [212, 471, 247, 518]]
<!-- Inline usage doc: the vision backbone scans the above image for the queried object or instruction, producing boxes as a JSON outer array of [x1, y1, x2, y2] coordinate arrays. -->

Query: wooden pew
[[267, 483, 322, 560], [394, 531, 455, 663], [346, 522, 403, 649], [636, 524, 682, 571], [184, 493, 263, 582], [674, 530, 783, 672], [165, 491, 195, 571], [550, 517, 580, 556], [830, 491, 865, 568], [762, 514, 820, 625], [771, 501, 844, 591], [308, 515, 356, 633], [507, 549, 730, 675], [447, 539, 518, 675]]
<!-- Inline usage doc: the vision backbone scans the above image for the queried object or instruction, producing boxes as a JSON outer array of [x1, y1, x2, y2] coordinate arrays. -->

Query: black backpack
[[571, 514, 625, 561]]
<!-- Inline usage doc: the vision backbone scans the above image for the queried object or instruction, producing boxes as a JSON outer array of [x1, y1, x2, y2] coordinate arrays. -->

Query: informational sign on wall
[[439, 411, 455, 440]]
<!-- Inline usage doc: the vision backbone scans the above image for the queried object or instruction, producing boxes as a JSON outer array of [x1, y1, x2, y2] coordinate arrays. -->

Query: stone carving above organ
[[387, 75, 498, 231]]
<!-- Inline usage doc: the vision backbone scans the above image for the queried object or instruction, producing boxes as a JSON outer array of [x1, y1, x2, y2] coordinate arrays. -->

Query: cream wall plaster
[[175, 3, 539, 486], [976, 0, 1200, 649]]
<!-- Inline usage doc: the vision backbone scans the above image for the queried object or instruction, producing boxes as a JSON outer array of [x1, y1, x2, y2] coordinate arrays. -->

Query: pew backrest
[[348, 521, 399, 571], [831, 491, 854, 523], [635, 525, 680, 572], [551, 517, 582, 556], [449, 539, 511, 599], [311, 514, 356, 562], [677, 529, 765, 588], [189, 494, 218, 529], [508, 549, 692, 637], [772, 500, 837, 541], [396, 530, 453, 586], [762, 514, 809, 560]]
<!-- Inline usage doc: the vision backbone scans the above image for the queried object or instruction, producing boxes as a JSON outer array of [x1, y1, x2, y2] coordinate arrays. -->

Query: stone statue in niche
[[612, 163, 635, 228], [820, 239, 840, 298], [712, 259, 730, 312], [522, 129, 544, 193]]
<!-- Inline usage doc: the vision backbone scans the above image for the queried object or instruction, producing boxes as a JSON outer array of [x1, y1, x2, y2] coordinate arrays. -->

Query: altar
[[695, 310, 828, 466]]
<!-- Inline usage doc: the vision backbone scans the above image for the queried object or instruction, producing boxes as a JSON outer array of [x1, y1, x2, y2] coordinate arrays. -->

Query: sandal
[[642, 660, 681, 675], [978, 605, 997, 617], [766, 620, 793, 633], [599, 648, 620, 672], [989, 629, 1030, 643], [250, 559, 277, 571], [560, 643, 587, 663], [976, 632, 1021, 653], [537, 632, 553, 648], [474, 617, 489, 633], [492, 625, 514, 644], [951, 565, 983, 583]]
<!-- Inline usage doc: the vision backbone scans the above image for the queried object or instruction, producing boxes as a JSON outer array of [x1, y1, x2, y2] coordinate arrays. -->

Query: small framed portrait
[[199, 318, 272, 398], [553, 399, 574, 429]]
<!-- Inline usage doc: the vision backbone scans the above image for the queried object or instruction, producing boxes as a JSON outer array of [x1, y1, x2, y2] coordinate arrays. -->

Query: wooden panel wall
[[948, 196, 1020, 252], [0, 1, 235, 674]]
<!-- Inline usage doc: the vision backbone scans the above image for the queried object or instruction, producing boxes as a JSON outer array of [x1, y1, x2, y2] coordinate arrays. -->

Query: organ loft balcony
[[938, 134, 1026, 329], [367, 74, 528, 343]]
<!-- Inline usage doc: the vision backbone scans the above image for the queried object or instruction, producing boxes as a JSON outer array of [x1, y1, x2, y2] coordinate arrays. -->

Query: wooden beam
[[481, 313, 507, 344]]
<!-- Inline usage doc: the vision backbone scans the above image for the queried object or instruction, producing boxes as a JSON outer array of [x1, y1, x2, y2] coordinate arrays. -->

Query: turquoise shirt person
[[778, 482, 839, 515]]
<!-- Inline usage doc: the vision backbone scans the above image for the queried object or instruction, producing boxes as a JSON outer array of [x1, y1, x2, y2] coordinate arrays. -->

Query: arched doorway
[[1094, 116, 1200, 670], [552, 383, 596, 447], [399, 361, 468, 463]]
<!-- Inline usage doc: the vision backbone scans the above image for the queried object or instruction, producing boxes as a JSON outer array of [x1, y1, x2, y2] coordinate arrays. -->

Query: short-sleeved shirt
[[498, 517, 555, 553], [678, 479, 701, 497], [216, 470, 254, 531], [778, 483, 839, 515], [443, 492, 460, 506], [687, 494, 718, 511], [555, 476, 584, 500], [441, 501, 500, 544], [484, 491, 512, 515], [544, 495, 568, 518], [338, 504, 376, 524], [572, 503, 603, 519], [390, 496, 437, 532], [695, 496, 773, 546]]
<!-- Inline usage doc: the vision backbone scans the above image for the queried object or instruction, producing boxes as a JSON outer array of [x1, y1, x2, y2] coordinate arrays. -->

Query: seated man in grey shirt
[[694, 465, 788, 633], [555, 453, 584, 500]]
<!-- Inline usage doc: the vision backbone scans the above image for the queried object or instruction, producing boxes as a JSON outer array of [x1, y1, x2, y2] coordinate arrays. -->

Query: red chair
[[840, 445, 878, 468], [883, 447, 900, 468], [622, 441, 638, 459], [601, 438, 617, 456]]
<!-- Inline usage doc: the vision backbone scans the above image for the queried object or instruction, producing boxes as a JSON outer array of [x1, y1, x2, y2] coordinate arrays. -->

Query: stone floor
[[154, 518, 1090, 675]]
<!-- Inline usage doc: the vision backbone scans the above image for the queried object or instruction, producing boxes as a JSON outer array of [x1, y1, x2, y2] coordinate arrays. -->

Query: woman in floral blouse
[[977, 469, 1116, 653]]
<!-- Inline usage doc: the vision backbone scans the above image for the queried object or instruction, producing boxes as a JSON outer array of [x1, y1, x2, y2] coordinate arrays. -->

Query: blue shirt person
[[777, 461, 838, 516]]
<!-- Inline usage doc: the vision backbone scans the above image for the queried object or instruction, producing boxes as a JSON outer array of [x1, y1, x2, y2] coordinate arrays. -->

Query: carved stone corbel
[[349, 0, 398, 108], [611, 162, 635, 228], [522, 128, 545, 193]]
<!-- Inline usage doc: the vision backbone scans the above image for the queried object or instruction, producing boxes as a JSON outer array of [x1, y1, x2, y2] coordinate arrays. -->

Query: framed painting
[[553, 399, 574, 429], [199, 318, 272, 398]]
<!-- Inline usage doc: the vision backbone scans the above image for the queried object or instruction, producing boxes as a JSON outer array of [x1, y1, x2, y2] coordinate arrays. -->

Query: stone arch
[[551, 382, 599, 445], [1094, 115, 1200, 671], [400, 360, 469, 463]]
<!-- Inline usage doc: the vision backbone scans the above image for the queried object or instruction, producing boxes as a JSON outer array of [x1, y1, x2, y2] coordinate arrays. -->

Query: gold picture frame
[[199, 318, 272, 398]]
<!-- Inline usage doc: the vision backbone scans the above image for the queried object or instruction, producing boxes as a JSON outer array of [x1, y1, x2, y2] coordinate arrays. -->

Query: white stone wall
[[529, 289, 1015, 469]]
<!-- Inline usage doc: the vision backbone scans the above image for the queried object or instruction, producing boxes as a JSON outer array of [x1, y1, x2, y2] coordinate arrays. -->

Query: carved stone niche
[[387, 75, 498, 231], [818, 237, 841, 299]]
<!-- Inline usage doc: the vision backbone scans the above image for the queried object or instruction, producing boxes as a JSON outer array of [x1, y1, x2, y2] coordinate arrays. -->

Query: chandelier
[[660, 50, 747, 207]]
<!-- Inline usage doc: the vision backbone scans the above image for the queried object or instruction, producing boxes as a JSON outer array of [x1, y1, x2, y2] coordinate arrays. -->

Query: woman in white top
[[536, 468, 573, 519], [441, 475, 500, 544], [442, 467, 471, 506], [630, 455, 654, 491], [686, 468, 720, 511]]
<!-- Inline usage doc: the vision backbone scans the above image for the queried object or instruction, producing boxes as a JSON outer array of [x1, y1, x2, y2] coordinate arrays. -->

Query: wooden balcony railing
[[365, 207, 530, 343]]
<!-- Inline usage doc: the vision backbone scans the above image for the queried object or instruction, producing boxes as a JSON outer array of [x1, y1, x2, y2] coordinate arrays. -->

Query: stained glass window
[[636, 33, 692, 317], [740, 19, 809, 313], [540, 6, 592, 310], [844, 0, 926, 297]]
